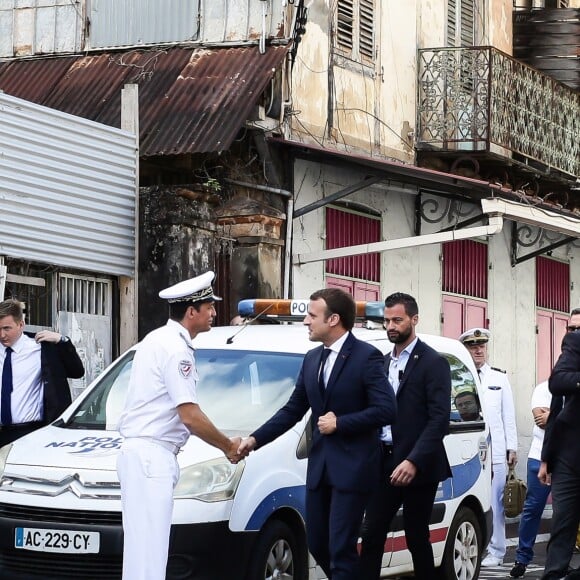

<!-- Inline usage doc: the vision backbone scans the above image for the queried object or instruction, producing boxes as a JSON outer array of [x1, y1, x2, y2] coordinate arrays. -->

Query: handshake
[[225, 436, 258, 464]]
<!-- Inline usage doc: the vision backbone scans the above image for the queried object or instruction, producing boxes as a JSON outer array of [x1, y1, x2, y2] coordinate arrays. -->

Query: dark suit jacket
[[542, 332, 580, 472], [252, 332, 396, 493], [24, 332, 85, 422], [388, 338, 452, 485]]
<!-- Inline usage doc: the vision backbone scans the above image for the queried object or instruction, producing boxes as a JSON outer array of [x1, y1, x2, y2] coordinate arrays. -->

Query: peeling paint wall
[[291, 0, 518, 159], [139, 185, 218, 338]]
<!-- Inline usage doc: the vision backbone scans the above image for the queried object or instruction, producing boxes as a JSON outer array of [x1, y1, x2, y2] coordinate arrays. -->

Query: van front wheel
[[438, 506, 482, 580], [246, 519, 308, 580]]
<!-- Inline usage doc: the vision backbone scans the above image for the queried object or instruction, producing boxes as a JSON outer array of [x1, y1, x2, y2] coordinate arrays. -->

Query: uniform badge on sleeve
[[179, 360, 193, 378]]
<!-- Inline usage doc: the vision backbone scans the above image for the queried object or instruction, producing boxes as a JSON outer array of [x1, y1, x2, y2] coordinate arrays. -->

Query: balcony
[[417, 47, 579, 186]]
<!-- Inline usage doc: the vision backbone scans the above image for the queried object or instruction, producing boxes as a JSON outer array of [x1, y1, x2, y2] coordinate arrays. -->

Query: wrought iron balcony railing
[[417, 46, 580, 179]]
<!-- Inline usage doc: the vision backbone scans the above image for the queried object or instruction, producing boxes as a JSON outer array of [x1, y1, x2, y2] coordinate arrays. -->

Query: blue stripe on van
[[438, 453, 482, 501], [245, 453, 482, 529], [245, 485, 306, 530]]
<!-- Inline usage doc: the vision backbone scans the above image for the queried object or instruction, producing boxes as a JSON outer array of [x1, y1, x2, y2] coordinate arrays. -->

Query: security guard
[[459, 327, 518, 567], [116, 271, 242, 580]]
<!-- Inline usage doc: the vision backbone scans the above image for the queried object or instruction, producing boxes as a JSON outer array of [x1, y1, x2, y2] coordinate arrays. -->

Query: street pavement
[[479, 511, 580, 580]]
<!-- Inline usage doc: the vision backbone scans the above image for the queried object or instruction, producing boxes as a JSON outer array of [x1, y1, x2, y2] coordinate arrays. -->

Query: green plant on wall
[[203, 177, 222, 193]]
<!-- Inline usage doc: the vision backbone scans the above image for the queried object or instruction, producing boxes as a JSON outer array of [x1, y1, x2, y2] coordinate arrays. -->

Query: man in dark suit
[[0, 299, 84, 446], [237, 288, 396, 580], [359, 292, 452, 580], [539, 315, 580, 580]]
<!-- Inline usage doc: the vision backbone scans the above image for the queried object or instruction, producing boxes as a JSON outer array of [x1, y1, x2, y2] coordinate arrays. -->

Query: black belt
[[0, 421, 44, 432]]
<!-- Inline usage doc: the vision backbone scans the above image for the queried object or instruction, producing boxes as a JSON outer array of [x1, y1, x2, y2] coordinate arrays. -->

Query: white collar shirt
[[381, 337, 418, 443], [0, 333, 42, 424], [118, 319, 199, 448], [320, 331, 350, 388]]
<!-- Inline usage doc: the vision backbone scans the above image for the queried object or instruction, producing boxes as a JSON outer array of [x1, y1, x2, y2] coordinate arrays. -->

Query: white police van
[[0, 300, 491, 580]]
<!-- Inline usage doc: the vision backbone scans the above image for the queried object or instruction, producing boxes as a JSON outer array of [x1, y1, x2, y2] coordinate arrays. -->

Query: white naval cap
[[459, 327, 491, 345], [159, 271, 222, 303]]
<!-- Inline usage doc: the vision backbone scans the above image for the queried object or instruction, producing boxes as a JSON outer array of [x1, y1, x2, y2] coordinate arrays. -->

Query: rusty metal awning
[[0, 45, 289, 157]]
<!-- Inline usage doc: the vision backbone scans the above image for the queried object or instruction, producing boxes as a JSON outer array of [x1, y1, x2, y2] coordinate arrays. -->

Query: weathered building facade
[[284, 0, 580, 460], [1, 0, 579, 461]]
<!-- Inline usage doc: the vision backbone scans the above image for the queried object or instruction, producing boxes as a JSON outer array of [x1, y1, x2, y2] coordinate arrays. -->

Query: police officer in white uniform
[[459, 327, 518, 568], [117, 271, 242, 580]]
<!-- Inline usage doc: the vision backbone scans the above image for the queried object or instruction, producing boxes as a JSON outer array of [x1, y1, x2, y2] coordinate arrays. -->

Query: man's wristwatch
[[60, 336, 70, 343]]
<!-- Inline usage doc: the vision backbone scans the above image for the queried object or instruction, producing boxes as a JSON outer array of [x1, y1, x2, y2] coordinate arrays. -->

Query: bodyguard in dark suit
[[359, 292, 452, 580], [237, 288, 396, 580], [540, 323, 580, 580], [0, 299, 84, 446]]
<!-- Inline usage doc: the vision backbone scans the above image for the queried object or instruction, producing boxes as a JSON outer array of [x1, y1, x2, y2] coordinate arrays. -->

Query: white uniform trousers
[[488, 461, 507, 558], [117, 438, 180, 580]]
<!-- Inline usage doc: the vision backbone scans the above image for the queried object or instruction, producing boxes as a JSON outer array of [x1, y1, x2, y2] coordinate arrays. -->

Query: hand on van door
[[390, 459, 417, 486], [238, 436, 257, 457]]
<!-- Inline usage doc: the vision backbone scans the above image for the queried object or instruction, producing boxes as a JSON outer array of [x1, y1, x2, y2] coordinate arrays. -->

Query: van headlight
[[0, 444, 12, 478], [173, 458, 244, 502]]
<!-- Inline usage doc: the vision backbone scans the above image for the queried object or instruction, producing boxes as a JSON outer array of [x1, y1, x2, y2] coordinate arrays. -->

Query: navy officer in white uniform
[[117, 271, 242, 580], [459, 327, 518, 567]]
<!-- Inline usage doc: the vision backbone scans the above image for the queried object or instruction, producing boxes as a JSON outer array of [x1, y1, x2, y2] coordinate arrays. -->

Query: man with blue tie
[[0, 299, 84, 446], [238, 288, 396, 579], [359, 292, 452, 580]]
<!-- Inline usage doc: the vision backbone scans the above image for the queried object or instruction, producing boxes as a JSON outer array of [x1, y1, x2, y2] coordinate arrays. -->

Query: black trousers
[[359, 447, 438, 580], [0, 421, 45, 447], [541, 458, 580, 580], [306, 471, 368, 580]]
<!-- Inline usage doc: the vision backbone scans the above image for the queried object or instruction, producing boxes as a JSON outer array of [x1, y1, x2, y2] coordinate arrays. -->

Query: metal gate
[[57, 273, 113, 399]]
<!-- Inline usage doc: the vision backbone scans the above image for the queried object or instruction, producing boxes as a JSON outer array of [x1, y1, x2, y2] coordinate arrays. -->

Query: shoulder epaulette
[[491, 366, 506, 374]]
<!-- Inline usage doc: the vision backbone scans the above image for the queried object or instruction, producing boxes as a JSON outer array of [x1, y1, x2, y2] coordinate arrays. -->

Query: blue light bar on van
[[238, 299, 385, 321]]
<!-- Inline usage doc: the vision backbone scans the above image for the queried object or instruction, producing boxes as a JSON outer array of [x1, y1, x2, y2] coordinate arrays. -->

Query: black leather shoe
[[510, 562, 527, 578]]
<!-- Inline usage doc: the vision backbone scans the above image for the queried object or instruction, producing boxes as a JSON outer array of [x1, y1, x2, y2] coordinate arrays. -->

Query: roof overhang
[[271, 140, 580, 265], [0, 45, 290, 156], [482, 198, 580, 239]]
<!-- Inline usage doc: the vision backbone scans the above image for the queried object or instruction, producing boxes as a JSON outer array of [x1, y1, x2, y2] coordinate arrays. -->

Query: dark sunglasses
[[567, 326, 580, 333]]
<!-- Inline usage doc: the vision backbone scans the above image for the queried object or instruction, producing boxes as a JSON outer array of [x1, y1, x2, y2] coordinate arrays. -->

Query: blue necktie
[[1, 347, 13, 425], [318, 348, 331, 395]]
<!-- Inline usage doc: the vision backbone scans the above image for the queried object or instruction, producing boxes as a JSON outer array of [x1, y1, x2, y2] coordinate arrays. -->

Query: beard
[[387, 326, 412, 344]]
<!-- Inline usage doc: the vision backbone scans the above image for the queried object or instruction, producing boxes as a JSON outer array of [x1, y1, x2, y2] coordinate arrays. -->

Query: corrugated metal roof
[[0, 45, 289, 157]]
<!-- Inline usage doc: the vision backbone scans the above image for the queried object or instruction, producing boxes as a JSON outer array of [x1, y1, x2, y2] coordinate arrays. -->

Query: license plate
[[15, 527, 100, 554]]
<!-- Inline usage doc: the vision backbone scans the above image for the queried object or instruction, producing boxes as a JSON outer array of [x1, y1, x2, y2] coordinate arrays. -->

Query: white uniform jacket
[[479, 363, 518, 464], [118, 319, 198, 449]]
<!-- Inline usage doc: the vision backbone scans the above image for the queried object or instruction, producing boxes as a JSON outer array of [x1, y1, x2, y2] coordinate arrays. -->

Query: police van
[[0, 300, 491, 580]]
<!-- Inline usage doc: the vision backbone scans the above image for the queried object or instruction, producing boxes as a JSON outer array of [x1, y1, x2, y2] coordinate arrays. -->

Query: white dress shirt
[[381, 337, 418, 444], [0, 333, 43, 424], [320, 331, 350, 388]]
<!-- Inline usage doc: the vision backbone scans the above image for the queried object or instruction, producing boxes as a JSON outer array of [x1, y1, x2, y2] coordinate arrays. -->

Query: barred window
[[58, 274, 112, 317]]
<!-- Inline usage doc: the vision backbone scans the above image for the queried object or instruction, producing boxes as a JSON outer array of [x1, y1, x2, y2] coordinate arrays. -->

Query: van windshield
[[65, 349, 303, 432]]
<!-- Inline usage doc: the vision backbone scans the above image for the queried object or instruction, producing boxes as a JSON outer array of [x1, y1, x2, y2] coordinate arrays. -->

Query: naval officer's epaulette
[[491, 366, 506, 373]]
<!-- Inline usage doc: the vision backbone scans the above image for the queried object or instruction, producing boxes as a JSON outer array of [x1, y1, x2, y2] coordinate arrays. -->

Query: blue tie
[[318, 348, 331, 395], [1, 347, 13, 425]]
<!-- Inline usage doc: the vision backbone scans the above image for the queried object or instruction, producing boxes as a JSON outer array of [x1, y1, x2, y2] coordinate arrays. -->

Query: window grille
[[58, 275, 112, 317]]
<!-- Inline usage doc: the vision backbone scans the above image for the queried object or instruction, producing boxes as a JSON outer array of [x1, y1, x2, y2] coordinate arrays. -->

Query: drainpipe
[[294, 215, 504, 265]]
